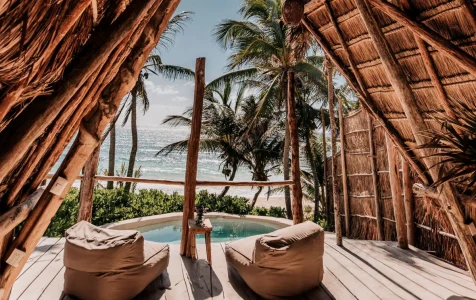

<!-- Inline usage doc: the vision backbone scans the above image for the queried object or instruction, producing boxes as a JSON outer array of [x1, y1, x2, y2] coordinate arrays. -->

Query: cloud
[[145, 79, 180, 95], [173, 96, 189, 102]]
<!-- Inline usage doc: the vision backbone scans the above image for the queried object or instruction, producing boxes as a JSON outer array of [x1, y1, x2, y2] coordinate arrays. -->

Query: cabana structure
[[1, 0, 476, 299]]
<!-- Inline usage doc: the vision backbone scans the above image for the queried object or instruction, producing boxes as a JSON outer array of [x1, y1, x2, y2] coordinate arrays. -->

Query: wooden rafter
[[369, 0, 476, 78], [354, 0, 476, 283], [301, 17, 430, 185]]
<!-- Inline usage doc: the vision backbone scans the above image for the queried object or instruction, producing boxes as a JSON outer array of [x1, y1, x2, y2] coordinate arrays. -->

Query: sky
[[138, 0, 242, 127]]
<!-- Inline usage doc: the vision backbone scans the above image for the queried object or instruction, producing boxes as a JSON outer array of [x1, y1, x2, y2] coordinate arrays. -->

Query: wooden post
[[180, 58, 206, 256], [356, 0, 476, 281], [78, 145, 100, 222], [369, 0, 476, 78], [326, 58, 342, 246], [402, 159, 416, 246], [287, 71, 303, 224], [386, 134, 408, 249], [338, 96, 350, 235], [367, 114, 384, 241], [321, 109, 330, 222]]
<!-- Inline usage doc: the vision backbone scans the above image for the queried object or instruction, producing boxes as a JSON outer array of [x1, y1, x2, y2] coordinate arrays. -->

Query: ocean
[[53, 126, 281, 198]]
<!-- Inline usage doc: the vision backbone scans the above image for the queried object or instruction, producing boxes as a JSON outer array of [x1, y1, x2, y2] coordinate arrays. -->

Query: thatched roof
[[302, 0, 476, 178]]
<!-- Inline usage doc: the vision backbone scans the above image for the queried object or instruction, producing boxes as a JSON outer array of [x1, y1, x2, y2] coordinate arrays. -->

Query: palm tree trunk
[[282, 76, 292, 219], [306, 132, 321, 222], [125, 87, 138, 192], [250, 186, 263, 209], [219, 164, 237, 198], [107, 122, 116, 189]]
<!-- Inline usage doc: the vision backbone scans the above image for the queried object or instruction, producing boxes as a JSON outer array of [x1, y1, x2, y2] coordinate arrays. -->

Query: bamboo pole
[[386, 135, 408, 249], [301, 18, 430, 185], [355, 0, 476, 282], [78, 145, 100, 222], [321, 109, 330, 222], [369, 0, 476, 78], [180, 58, 206, 256], [338, 95, 350, 235], [288, 71, 303, 224], [0, 1, 179, 296], [402, 159, 416, 246], [326, 58, 342, 246], [367, 114, 384, 240]]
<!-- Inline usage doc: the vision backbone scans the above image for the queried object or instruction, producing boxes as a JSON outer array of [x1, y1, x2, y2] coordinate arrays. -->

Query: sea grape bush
[[45, 188, 287, 237]]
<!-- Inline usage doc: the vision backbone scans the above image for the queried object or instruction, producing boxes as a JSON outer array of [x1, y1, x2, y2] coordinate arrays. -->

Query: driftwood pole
[[0, 0, 180, 296], [78, 145, 101, 222], [338, 96, 350, 235], [386, 135, 408, 249], [180, 58, 206, 256], [326, 58, 342, 246], [321, 109, 330, 222], [402, 159, 416, 246], [367, 114, 384, 240], [355, 0, 476, 281], [287, 71, 303, 224]]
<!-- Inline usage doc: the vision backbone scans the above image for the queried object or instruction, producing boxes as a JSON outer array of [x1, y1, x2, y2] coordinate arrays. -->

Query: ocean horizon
[[53, 126, 283, 198]]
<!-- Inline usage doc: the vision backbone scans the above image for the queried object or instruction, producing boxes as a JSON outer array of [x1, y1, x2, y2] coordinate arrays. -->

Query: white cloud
[[145, 79, 180, 95], [173, 96, 189, 102]]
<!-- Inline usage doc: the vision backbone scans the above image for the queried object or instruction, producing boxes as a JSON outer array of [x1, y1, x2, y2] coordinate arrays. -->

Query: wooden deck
[[11, 233, 476, 300]]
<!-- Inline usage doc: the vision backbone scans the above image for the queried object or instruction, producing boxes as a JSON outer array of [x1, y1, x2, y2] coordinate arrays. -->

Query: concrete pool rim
[[103, 212, 294, 231]]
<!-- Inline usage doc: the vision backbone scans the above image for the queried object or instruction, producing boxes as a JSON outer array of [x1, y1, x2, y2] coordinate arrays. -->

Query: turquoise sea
[[53, 126, 280, 197]]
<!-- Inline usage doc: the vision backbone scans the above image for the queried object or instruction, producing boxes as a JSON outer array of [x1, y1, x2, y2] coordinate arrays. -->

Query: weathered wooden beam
[[367, 113, 384, 240], [338, 95, 350, 235], [402, 159, 416, 246], [369, 0, 476, 78], [321, 109, 330, 222], [0, 1, 179, 296], [181, 58, 206, 256], [288, 71, 304, 224], [355, 0, 476, 283], [282, 0, 305, 26], [301, 17, 429, 185], [0, 189, 44, 238], [386, 135, 408, 249], [326, 58, 342, 246], [78, 145, 100, 222]]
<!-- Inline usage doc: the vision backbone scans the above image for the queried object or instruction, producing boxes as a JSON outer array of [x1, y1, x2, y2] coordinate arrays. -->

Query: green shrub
[[45, 188, 287, 237]]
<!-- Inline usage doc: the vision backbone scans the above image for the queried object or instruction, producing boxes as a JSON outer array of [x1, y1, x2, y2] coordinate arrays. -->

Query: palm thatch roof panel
[[304, 0, 476, 143]]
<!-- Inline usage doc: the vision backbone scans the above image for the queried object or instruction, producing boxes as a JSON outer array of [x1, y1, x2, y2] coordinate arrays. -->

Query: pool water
[[137, 218, 284, 244]]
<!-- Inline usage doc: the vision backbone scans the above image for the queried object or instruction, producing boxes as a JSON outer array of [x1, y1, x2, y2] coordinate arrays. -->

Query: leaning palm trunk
[[219, 164, 238, 198], [125, 88, 138, 192], [282, 80, 292, 219], [107, 123, 116, 189], [250, 186, 264, 209]]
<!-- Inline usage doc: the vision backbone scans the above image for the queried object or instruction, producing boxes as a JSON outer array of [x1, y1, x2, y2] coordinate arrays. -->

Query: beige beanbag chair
[[63, 221, 169, 300], [225, 221, 324, 299]]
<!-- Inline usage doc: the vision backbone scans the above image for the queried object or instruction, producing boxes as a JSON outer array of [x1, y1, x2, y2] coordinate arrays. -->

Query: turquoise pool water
[[137, 218, 284, 244]]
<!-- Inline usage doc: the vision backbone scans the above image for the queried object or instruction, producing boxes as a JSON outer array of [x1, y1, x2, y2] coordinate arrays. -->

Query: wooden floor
[[11, 233, 476, 300]]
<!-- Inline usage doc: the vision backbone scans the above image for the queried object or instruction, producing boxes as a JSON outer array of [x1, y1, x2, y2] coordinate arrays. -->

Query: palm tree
[[122, 11, 195, 192], [211, 0, 324, 218], [157, 80, 248, 197]]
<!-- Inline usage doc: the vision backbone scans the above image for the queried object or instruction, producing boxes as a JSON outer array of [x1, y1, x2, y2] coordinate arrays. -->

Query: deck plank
[[19, 237, 59, 277], [11, 238, 65, 300], [19, 248, 65, 300], [326, 235, 441, 300], [12, 233, 476, 300], [352, 239, 476, 298]]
